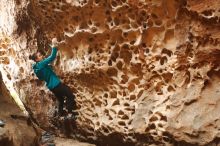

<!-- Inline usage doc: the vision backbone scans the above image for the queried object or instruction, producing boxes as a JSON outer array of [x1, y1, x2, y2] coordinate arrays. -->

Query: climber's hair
[[29, 52, 42, 62], [29, 53, 37, 62]]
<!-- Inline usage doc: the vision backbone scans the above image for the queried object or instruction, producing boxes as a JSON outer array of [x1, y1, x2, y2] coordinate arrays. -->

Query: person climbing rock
[[29, 38, 77, 119]]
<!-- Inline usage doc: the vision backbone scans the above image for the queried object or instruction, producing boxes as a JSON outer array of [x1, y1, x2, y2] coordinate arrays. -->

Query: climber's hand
[[51, 38, 59, 48]]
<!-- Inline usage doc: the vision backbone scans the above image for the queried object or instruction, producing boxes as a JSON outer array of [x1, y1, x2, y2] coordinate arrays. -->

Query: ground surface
[[54, 137, 95, 146]]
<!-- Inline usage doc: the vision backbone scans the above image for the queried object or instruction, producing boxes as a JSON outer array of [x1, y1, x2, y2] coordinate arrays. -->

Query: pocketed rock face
[[1, 0, 220, 145]]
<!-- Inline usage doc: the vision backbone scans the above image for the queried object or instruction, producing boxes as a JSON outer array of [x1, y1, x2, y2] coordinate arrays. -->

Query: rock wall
[[1, 0, 220, 145], [0, 70, 38, 146]]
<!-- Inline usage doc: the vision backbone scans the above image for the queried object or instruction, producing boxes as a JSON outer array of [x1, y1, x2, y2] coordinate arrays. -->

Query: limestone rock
[[0, 0, 220, 145]]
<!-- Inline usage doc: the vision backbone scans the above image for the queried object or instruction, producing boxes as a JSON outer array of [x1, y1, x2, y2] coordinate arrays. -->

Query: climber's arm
[[37, 38, 59, 68], [37, 47, 58, 68]]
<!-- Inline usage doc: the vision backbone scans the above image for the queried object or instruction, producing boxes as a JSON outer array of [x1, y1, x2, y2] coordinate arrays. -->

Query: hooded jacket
[[33, 47, 61, 90]]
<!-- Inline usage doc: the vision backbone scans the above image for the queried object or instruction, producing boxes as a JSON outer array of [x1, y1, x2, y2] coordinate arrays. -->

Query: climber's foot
[[58, 111, 78, 121], [59, 116, 65, 121], [64, 113, 77, 120]]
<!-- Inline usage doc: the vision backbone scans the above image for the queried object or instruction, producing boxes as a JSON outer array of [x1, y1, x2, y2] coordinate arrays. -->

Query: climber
[[29, 38, 77, 120]]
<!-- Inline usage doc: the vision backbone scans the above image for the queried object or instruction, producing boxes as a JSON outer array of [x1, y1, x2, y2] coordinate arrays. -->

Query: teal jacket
[[33, 47, 61, 90]]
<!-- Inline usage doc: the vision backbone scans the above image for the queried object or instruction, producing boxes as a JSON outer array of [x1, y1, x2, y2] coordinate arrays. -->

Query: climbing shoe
[[64, 113, 77, 120]]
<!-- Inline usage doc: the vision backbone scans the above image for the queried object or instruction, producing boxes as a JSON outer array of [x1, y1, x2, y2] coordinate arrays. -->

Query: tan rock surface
[[0, 72, 38, 146], [0, 0, 220, 145]]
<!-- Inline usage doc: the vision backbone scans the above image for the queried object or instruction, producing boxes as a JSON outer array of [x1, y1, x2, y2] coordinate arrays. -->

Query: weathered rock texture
[[1, 0, 220, 145], [0, 72, 38, 146]]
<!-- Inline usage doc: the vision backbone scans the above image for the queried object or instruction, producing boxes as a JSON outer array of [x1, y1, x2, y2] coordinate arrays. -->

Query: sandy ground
[[54, 137, 95, 146]]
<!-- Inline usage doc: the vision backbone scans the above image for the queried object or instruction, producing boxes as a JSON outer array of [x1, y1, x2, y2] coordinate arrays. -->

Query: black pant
[[50, 83, 76, 115]]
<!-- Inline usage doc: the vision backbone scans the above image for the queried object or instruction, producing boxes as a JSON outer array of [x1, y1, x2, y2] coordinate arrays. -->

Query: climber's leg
[[50, 84, 65, 116], [62, 84, 77, 113], [56, 95, 65, 116]]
